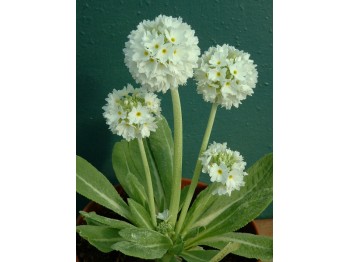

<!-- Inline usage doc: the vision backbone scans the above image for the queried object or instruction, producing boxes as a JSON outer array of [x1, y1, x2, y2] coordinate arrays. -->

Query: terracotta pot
[[76, 178, 259, 261]]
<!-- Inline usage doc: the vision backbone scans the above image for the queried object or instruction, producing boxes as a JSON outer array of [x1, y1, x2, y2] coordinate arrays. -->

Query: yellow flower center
[[216, 72, 221, 77], [218, 169, 223, 175], [217, 61, 221, 65], [171, 37, 175, 42], [229, 175, 233, 179], [225, 82, 230, 86], [233, 70, 238, 75], [173, 50, 177, 55], [162, 49, 167, 54], [136, 112, 141, 117], [144, 51, 149, 56], [150, 58, 155, 62], [155, 44, 159, 49]]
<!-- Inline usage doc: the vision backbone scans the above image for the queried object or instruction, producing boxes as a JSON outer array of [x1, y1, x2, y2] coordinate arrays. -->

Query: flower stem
[[175, 103, 218, 235], [137, 137, 157, 227], [168, 88, 183, 227]]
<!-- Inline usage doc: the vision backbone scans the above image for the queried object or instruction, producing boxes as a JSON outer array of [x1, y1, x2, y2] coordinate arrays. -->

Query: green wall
[[77, 0, 272, 218]]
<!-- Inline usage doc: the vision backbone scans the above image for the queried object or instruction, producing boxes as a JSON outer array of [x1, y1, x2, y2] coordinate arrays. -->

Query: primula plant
[[76, 15, 273, 262]]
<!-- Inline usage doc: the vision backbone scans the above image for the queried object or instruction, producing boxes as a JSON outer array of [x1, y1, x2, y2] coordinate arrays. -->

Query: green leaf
[[76, 225, 123, 253], [148, 116, 174, 208], [127, 198, 153, 229], [183, 226, 206, 242], [83, 217, 105, 226], [111, 227, 173, 259], [168, 236, 184, 255], [180, 250, 219, 262], [76, 156, 130, 219], [197, 232, 273, 260], [183, 154, 273, 238], [79, 211, 135, 229], [190, 188, 272, 245], [143, 138, 167, 210], [112, 141, 148, 207], [160, 253, 181, 262], [112, 118, 172, 211]]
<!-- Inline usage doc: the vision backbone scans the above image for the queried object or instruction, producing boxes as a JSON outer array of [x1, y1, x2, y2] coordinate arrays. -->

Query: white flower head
[[200, 142, 248, 196], [195, 44, 258, 109], [124, 15, 200, 93], [102, 84, 162, 141]]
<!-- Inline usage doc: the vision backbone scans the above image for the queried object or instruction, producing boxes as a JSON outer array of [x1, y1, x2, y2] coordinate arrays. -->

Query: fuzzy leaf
[[183, 226, 206, 241], [127, 198, 154, 229], [112, 117, 172, 211], [111, 227, 172, 259], [76, 156, 130, 219], [198, 232, 273, 260], [112, 142, 148, 207], [161, 254, 181, 262], [83, 217, 104, 226], [185, 154, 272, 246], [180, 250, 219, 262], [196, 189, 271, 242], [76, 225, 122, 253], [197, 153, 273, 226], [143, 138, 167, 210], [79, 211, 134, 229], [168, 237, 185, 255], [147, 116, 174, 208]]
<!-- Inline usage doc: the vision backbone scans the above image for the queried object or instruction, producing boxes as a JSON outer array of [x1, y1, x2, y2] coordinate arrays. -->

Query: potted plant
[[76, 15, 273, 261]]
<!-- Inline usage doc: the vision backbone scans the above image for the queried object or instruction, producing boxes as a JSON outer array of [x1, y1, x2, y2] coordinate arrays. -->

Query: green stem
[[209, 242, 238, 262], [168, 88, 183, 227], [137, 137, 157, 227], [175, 103, 218, 236]]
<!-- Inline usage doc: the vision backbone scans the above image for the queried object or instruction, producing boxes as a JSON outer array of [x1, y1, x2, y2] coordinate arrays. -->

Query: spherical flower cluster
[[124, 15, 200, 93], [200, 142, 248, 196], [194, 44, 258, 109], [102, 84, 161, 141]]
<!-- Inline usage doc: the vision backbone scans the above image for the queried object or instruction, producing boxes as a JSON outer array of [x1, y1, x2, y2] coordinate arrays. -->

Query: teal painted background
[[77, 0, 272, 218]]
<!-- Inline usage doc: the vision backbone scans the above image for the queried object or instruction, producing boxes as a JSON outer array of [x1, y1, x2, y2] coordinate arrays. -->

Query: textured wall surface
[[77, 0, 273, 217]]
